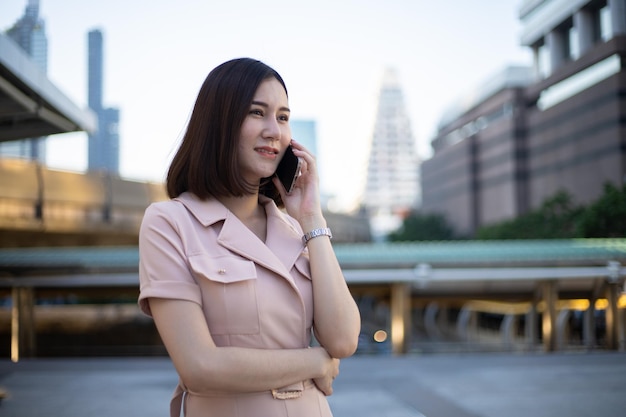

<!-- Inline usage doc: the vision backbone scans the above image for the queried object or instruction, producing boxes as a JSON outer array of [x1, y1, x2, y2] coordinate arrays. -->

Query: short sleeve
[[138, 202, 202, 316]]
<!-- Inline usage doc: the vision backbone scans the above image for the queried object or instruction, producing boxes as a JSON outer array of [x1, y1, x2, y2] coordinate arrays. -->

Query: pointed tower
[[362, 69, 420, 240]]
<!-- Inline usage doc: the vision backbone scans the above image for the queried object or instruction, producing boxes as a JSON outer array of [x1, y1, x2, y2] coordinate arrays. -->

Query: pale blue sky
[[1, 0, 531, 211]]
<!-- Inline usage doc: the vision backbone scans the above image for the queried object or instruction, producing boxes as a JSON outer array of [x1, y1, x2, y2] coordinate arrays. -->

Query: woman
[[138, 57, 361, 417]]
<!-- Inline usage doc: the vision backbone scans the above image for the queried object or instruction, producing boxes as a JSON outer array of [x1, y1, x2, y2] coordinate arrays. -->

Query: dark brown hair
[[166, 58, 287, 203]]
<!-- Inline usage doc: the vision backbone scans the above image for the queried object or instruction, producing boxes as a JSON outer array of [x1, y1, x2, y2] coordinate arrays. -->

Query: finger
[[272, 175, 287, 197], [290, 138, 310, 154], [292, 150, 315, 175], [291, 140, 316, 163]]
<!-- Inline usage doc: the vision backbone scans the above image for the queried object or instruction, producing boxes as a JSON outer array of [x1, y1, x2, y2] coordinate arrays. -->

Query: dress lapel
[[176, 192, 305, 285], [217, 211, 293, 279], [263, 198, 306, 273]]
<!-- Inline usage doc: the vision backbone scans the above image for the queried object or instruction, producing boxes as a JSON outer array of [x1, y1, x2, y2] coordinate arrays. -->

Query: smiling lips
[[255, 146, 279, 158]]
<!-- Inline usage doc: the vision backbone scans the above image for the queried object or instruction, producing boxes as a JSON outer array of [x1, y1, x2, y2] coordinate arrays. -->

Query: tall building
[[290, 119, 333, 206], [421, 0, 626, 237], [362, 69, 420, 240], [290, 119, 318, 157], [0, 0, 48, 161], [87, 29, 120, 175]]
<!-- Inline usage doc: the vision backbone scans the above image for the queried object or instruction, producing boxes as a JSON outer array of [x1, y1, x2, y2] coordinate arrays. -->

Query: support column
[[609, 0, 626, 36], [620, 308, 626, 351], [606, 261, 624, 350], [556, 309, 571, 350], [541, 281, 558, 352], [583, 298, 597, 349], [390, 283, 411, 355], [526, 300, 538, 350], [531, 44, 542, 79], [547, 30, 568, 74], [605, 282, 622, 350], [11, 287, 36, 362], [501, 314, 518, 348], [574, 9, 595, 56], [424, 301, 443, 340], [457, 305, 477, 342]]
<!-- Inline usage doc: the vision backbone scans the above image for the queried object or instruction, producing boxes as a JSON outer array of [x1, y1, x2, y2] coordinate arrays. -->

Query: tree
[[577, 182, 626, 237], [476, 190, 584, 239], [387, 211, 455, 241]]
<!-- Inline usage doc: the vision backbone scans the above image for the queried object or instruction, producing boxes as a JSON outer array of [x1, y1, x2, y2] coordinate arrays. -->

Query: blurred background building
[[289, 118, 372, 241], [362, 68, 421, 241], [0, 0, 47, 162], [87, 29, 120, 175], [421, 0, 626, 237], [290, 119, 317, 156]]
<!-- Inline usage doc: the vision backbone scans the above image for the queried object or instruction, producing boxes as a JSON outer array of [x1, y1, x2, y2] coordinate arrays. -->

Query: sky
[[1, 0, 532, 212]]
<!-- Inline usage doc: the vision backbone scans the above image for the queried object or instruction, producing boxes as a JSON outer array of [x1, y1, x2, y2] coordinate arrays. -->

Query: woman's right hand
[[311, 347, 340, 396]]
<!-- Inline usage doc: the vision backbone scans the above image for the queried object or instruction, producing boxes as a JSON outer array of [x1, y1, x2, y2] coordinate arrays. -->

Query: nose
[[262, 117, 281, 141]]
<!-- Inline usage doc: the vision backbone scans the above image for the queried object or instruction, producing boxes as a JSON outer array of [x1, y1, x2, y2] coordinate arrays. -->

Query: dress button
[[218, 268, 227, 275]]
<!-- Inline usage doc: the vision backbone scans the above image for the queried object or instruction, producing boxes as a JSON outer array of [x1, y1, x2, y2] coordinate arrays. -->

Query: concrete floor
[[0, 351, 625, 417]]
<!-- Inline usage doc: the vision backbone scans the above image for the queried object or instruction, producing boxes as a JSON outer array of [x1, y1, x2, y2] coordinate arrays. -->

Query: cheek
[[282, 126, 292, 142], [239, 121, 254, 141]]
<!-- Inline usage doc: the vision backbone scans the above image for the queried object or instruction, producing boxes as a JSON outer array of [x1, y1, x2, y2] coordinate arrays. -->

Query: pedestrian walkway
[[0, 352, 624, 417]]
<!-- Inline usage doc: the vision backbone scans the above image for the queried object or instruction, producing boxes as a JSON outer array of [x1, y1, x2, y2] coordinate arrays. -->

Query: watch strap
[[302, 227, 332, 244]]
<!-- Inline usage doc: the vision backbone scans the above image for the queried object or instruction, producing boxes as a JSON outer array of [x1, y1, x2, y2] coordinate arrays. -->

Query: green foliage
[[477, 184, 626, 239], [576, 182, 626, 238], [476, 190, 584, 239], [387, 211, 455, 241], [390, 183, 626, 241]]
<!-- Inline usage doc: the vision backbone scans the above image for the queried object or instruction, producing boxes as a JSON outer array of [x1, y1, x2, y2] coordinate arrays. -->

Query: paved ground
[[0, 351, 625, 417]]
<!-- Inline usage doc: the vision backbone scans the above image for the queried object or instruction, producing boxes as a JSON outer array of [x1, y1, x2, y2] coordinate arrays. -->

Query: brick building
[[422, 0, 626, 236]]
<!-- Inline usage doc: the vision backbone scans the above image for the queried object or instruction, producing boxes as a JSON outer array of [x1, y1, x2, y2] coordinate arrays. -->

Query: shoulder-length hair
[[166, 58, 288, 204]]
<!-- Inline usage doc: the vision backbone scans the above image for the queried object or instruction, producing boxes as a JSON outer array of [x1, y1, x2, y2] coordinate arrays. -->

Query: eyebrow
[[251, 100, 290, 113]]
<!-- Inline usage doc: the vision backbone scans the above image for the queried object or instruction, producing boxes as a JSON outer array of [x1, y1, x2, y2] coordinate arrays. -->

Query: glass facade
[[87, 29, 120, 175]]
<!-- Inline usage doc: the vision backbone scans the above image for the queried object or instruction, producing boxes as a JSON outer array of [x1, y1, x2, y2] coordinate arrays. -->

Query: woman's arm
[[149, 297, 339, 395], [277, 140, 361, 358], [299, 215, 361, 358]]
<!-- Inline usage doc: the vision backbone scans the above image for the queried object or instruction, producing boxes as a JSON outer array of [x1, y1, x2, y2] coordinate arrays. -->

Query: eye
[[249, 108, 264, 116], [278, 114, 289, 122]]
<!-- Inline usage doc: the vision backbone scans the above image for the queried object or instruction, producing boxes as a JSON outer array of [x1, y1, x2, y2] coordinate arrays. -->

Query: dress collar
[[173, 192, 306, 282]]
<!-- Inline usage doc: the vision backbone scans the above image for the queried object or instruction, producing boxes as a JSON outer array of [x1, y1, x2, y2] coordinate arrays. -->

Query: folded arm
[[149, 297, 339, 395]]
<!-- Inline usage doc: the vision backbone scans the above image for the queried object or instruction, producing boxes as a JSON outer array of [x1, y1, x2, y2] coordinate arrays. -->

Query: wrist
[[298, 214, 326, 232], [302, 227, 332, 244], [310, 347, 330, 378]]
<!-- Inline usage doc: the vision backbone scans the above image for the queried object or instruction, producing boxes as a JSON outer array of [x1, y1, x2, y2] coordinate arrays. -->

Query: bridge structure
[[0, 32, 96, 144], [1, 234, 625, 361]]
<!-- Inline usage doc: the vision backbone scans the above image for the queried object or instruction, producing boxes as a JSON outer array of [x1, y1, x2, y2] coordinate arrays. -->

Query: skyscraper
[[362, 69, 421, 240], [290, 119, 334, 207], [87, 29, 120, 175], [0, 0, 48, 161], [290, 119, 318, 158]]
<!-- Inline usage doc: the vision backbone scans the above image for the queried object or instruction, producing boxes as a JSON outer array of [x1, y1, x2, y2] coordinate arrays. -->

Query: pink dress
[[138, 192, 333, 417]]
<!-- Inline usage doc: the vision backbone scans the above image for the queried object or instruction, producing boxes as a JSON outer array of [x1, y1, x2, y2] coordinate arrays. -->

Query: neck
[[218, 192, 261, 223], [218, 192, 267, 242]]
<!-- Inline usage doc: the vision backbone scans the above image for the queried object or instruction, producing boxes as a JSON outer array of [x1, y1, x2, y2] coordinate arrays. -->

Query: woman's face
[[238, 77, 291, 185]]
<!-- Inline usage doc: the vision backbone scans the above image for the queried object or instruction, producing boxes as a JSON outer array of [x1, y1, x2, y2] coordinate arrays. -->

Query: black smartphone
[[275, 145, 302, 194]]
